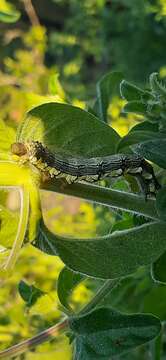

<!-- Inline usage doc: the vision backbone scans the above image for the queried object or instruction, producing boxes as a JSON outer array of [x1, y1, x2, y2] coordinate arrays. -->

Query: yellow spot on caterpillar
[[30, 156, 38, 164], [126, 167, 142, 174], [49, 168, 60, 177], [65, 175, 78, 184]]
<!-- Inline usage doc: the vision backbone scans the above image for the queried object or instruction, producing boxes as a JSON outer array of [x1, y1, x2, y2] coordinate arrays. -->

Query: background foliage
[[0, 0, 166, 359]]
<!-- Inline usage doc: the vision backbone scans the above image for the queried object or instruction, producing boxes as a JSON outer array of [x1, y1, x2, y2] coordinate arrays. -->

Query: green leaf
[[17, 102, 120, 157], [117, 130, 161, 152], [117, 121, 159, 151], [120, 80, 145, 101], [34, 220, 166, 279], [123, 101, 147, 115], [0, 10, 20, 22], [129, 121, 159, 132], [96, 72, 123, 122], [149, 72, 166, 96], [48, 73, 65, 99], [156, 186, 166, 221], [143, 285, 166, 319], [133, 139, 166, 169], [18, 280, 45, 307], [33, 220, 58, 256], [0, 0, 20, 23], [57, 267, 84, 312], [70, 307, 161, 358], [152, 250, 166, 284], [73, 337, 104, 360]]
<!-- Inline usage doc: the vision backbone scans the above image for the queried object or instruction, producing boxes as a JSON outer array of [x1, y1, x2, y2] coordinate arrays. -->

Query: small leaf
[[70, 307, 161, 358], [48, 73, 66, 99], [33, 220, 166, 279], [96, 72, 123, 122], [0, 0, 20, 23], [152, 251, 166, 284], [17, 102, 120, 157], [149, 72, 166, 96], [57, 267, 84, 312], [120, 80, 145, 101], [18, 280, 45, 307], [133, 139, 166, 169], [123, 101, 147, 115]]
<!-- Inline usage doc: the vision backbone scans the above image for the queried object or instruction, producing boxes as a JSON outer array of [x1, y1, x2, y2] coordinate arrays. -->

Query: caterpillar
[[11, 141, 161, 197]]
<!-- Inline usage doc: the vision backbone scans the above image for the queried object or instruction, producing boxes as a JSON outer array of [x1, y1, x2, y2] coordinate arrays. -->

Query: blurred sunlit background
[[1, 1, 166, 358]]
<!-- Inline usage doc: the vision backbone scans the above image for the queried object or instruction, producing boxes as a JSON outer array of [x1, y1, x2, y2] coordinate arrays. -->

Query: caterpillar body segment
[[11, 141, 161, 197]]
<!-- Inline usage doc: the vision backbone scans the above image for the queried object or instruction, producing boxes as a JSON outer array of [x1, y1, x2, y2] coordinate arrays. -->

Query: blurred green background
[[0, 1, 166, 359]]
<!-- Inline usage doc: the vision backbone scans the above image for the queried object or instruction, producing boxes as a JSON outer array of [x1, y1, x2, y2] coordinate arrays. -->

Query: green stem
[[41, 180, 158, 220], [80, 279, 120, 316], [0, 318, 69, 359], [0, 279, 120, 358], [150, 332, 162, 360], [2, 187, 29, 271]]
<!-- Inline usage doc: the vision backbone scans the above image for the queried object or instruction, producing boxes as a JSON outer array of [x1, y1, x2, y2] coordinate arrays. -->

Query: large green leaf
[[73, 336, 105, 360], [143, 284, 166, 319], [57, 267, 84, 312], [70, 307, 161, 359], [17, 102, 120, 157], [96, 71, 123, 122], [117, 119, 160, 150], [34, 221, 166, 279], [133, 139, 166, 169], [117, 130, 162, 152], [33, 220, 58, 256]]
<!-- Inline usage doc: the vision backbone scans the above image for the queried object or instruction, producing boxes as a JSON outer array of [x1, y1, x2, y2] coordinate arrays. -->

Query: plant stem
[[0, 318, 69, 359], [79, 279, 120, 315], [21, 0, 40, 26], [3, 187, 29, 271], [0, 280, 119, 358], [150, 332, 162, 360], [41, 180, 159, 220]]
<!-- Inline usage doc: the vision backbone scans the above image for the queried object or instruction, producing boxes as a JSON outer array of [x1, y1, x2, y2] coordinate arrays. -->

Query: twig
[[0, 318, 68, 359], [79, 279, 120, 315], [21, 0, 40, 26]]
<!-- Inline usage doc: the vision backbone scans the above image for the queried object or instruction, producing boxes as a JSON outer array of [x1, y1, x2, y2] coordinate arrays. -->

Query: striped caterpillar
[[11, 141, 160, 197]]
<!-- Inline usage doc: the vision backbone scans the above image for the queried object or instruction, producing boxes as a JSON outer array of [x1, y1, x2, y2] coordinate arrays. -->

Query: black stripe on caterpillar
[[11, 141, 161, 197]]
